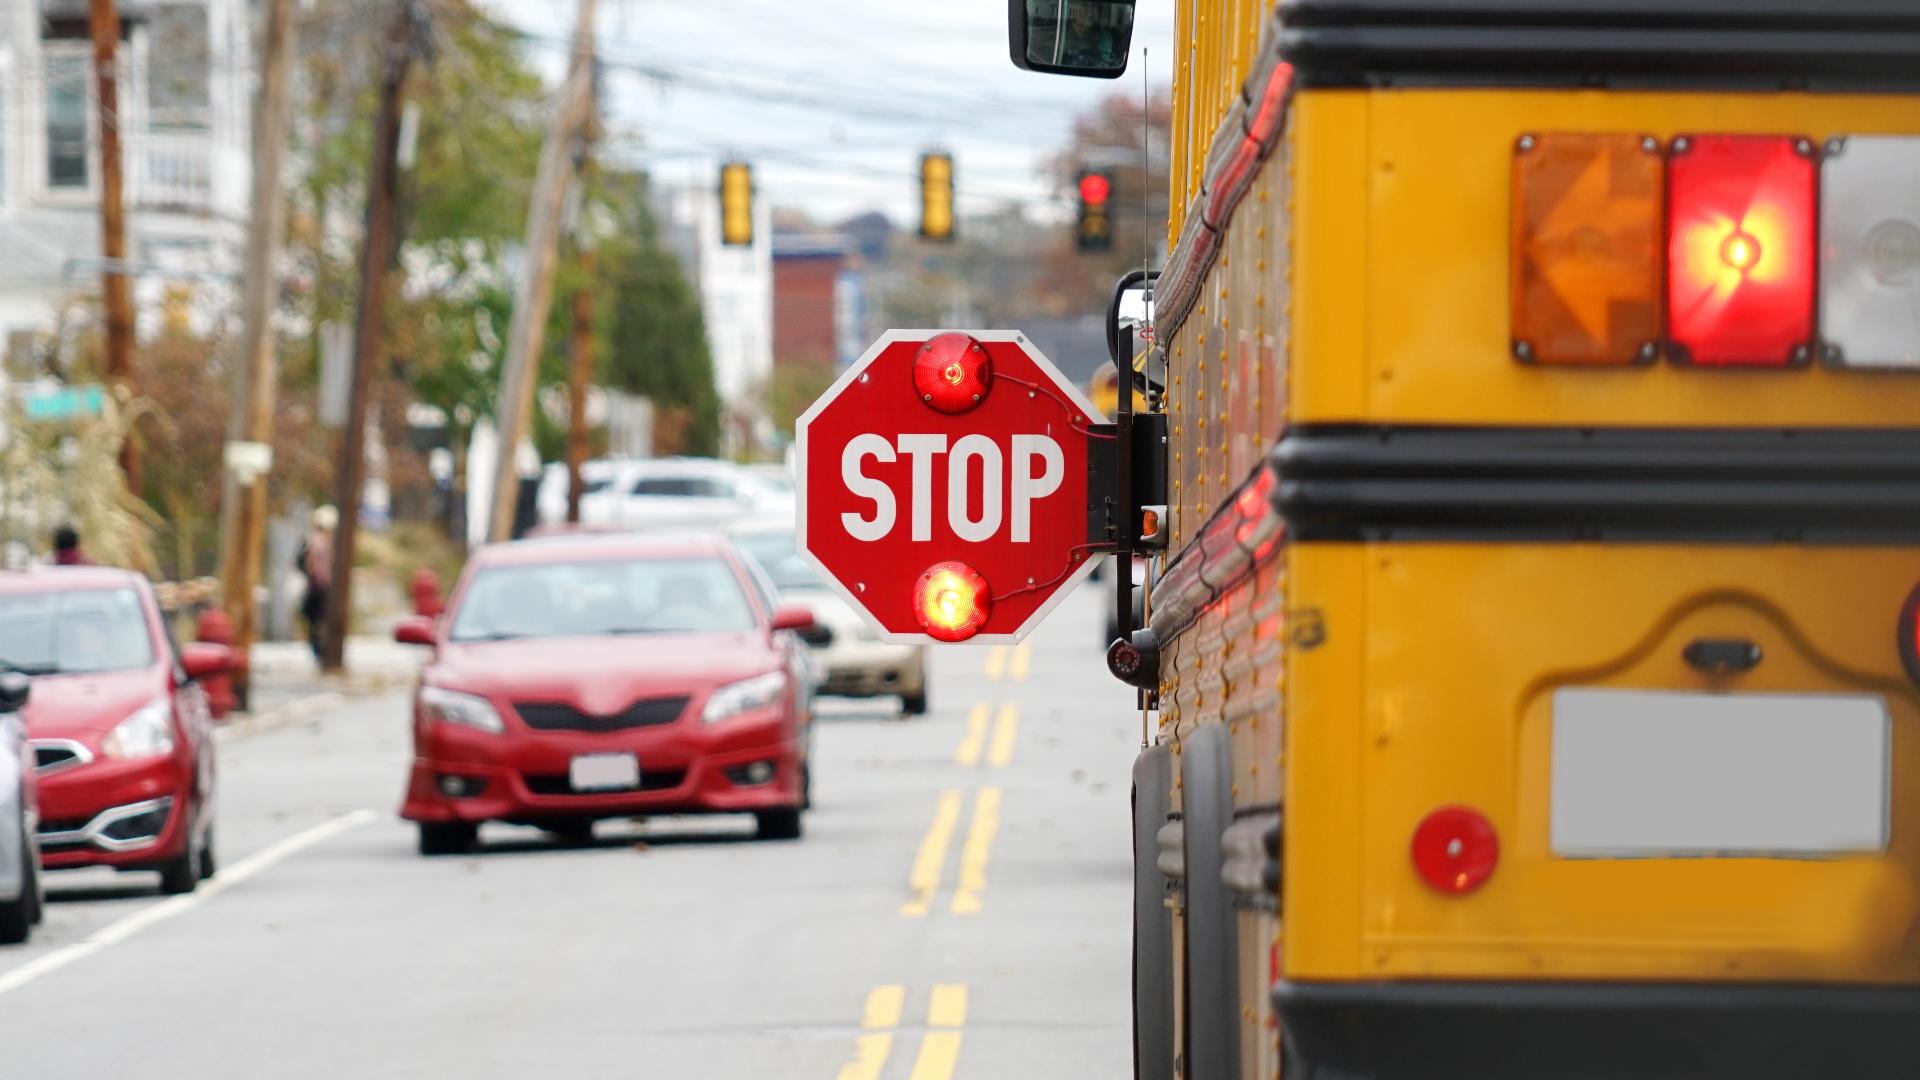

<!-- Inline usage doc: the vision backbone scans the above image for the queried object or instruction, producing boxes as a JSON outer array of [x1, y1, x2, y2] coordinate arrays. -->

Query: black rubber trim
[[1275, 979, 1920, 1080], [1271, 425, 1920, 542], [1277, 0, 1920, 90]]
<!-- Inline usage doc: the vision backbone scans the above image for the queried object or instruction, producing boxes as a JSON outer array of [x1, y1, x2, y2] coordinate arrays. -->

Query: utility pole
[[565, 241, 595, 524], [89, 0, 138, 489], [321, 0, 427, 672], [217, 0, 299, 708], [487, 0, 598, 543]]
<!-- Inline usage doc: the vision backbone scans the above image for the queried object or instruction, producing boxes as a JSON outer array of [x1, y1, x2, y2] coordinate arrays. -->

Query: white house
[[0, 0, 252, 361], [657, 176, 774, 456]]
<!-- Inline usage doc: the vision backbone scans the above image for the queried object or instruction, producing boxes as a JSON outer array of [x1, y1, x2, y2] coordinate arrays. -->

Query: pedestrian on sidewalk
[[51, 525, 91, 566], [297, 506, 338, 663]]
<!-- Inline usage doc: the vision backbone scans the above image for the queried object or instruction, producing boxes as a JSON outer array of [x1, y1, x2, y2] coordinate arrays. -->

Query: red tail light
[[914, 561, 990, 642], [913, 332, 992, 414], [1411, 806, 1499, 895], [1899, 584, 1920, 689], [1666, 134, 1818, 366]]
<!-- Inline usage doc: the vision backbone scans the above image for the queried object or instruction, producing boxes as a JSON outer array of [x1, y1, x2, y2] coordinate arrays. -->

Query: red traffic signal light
[[1076, 169, 1114, 252]]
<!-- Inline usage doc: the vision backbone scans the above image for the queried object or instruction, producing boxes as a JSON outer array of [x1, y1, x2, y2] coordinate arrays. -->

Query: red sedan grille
[[513, 696, 691, 733]]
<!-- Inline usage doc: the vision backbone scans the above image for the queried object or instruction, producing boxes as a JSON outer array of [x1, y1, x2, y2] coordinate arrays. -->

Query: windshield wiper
[[454, 632, 531, 643]]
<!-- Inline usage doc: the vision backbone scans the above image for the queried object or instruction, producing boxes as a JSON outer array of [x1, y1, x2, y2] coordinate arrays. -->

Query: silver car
[[0, 669, 40, 943], [728, 521, 930, 716]]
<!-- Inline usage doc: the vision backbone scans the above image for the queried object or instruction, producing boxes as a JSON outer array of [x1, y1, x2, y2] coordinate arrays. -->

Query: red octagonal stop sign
[[797, 329, 1107, 644]]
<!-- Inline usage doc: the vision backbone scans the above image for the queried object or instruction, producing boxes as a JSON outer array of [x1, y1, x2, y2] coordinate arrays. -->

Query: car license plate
[[569, 752, 639, 792], [1551, 688, 1889, 858]]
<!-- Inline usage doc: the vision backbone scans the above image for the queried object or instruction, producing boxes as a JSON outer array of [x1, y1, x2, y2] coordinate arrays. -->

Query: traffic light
[[1076, 169, 1114, 252], [920, 152, 955, 242], [719, 161, 754, 247]]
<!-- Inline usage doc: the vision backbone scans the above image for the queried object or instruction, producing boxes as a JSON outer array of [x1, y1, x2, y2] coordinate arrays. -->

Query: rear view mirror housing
[[0, 670, 28, 712], [394, 616, 437, 647], [1008, 0, 1135, 79], [179, 643, 233, 682], [771, 606, 816, 633]]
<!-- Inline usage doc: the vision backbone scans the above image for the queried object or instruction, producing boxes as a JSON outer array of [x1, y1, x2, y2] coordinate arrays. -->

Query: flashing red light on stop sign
[[1079, 173, 1111, 205], [1666, 134, 1817, 366], [913, 332, 992, 414], [796, 329, 1106, 644]]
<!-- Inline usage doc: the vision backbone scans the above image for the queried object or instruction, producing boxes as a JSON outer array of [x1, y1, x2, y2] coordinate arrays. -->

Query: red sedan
[[395, 533, 817, 854], [0, 569, 228, 894]]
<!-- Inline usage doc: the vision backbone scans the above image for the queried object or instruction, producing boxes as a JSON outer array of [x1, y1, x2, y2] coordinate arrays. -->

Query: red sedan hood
[[428, 632, 779, 708], [24, 667, 165, 737]]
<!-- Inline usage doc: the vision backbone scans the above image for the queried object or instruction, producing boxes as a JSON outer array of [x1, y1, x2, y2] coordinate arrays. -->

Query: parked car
[[728, 520, 929, 716], [0, 668, 40, 943], [539, 458, 785, 532], [394, 532, 818, 853], [0, 569, 229, 895]]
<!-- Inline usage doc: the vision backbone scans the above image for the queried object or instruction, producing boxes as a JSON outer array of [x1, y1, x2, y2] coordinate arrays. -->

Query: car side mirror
[[0, 670, 28, 712], [179, 643, 233, 682], [1008, 0, 1134, 79], [771, 606, 816, 633], [394, 615, 437, 647]]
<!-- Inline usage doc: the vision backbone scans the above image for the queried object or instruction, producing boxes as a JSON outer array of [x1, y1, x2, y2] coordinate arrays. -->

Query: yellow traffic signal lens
[[921, 152, 955, 242], [720, 162, 754, 247]]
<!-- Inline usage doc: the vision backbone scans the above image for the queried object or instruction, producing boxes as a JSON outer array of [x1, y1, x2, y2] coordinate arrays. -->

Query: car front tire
[[756, 808, 803, 841], [0, 821, 34, 945], [157, 822, 206, 896], [418, 821, 479, 856]]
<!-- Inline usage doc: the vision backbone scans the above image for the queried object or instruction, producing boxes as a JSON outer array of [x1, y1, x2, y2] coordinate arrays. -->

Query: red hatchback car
[[395, 533, 817, 854], [0, 569, 228, 894]]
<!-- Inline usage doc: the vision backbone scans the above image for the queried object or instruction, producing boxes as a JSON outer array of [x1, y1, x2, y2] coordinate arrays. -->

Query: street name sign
[[797, 329, 1106, 644]]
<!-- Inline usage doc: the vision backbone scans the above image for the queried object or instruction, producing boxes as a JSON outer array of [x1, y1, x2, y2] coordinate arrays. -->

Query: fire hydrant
[[410, 568, 444, 618], [194, 608, 238, 720]]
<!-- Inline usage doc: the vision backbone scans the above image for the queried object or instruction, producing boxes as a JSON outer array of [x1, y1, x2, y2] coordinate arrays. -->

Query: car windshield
[[731, 531, 824, 593], [0, 587, 155, 675], [449, 556, 757, 641]]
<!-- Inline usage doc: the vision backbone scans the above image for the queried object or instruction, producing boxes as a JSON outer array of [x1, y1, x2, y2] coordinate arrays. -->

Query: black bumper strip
[[1270, 425, 1920, 543], [1275, 978, 1920, 1080], [1278, 0, 1920, 90]]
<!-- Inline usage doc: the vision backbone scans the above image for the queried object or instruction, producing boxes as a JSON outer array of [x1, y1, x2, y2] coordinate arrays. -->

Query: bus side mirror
[[1008, 0, 1135, 79]]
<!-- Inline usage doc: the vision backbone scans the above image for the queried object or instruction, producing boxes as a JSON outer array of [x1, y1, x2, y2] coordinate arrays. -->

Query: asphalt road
[[0, 582, 1140, 1079]]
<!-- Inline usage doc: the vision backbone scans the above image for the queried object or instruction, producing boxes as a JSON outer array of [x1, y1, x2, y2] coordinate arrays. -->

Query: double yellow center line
[[900, 788, 999, 918], [954, 703, 1018, 768], [981, 642, 1031, 682], [837, 984, 969, 1080]]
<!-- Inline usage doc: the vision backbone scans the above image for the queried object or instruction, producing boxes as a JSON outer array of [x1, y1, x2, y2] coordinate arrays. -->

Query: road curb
[[215, 673, 414, 744]]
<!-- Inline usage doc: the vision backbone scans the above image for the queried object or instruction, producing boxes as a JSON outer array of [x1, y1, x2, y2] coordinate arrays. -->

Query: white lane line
[[0, 808, 377, 998]]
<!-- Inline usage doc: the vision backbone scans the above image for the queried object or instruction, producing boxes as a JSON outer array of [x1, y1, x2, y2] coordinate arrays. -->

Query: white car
[[537, 458, 784, 533], [0, 670, 40, 943], [728, 521, 929, 716]]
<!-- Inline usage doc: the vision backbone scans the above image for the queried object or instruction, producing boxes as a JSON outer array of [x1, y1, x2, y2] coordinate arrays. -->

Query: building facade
[[0, 0, 251, 357]]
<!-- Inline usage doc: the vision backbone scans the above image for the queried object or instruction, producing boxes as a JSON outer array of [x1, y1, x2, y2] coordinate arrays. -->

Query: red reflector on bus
[[1666, 135, 1818, 367], [1899, 584, 1920, 689], [1411, 806, 1499, 895]]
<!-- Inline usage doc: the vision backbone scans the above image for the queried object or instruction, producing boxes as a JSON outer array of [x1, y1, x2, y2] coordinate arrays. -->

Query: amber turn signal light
[[1510, 132, 1664, 366]]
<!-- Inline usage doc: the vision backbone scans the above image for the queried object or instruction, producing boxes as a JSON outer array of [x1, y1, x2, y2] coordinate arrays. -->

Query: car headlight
[[701, 671, 788, 724], [418, 686, 505, 734], [102, 695, 176, 760]]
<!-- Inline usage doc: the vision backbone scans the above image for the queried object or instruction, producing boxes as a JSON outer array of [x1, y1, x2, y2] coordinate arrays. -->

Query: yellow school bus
[[1016, 1, 1920, 1076]]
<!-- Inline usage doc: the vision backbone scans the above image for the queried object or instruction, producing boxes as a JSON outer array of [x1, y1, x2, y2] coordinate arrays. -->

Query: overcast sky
[[493, 0, 1176, 227]]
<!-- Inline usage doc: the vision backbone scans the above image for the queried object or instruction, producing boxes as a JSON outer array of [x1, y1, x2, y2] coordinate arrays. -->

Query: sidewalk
[[220, 637, 424, 740]]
